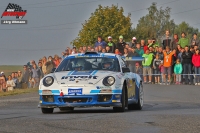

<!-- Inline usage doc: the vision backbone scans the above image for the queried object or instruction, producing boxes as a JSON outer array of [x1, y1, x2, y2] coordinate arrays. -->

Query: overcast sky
[[0, 0, 200, 65]]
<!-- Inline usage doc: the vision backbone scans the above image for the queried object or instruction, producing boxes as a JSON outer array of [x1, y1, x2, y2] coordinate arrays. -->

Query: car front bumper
[[38, 94, 122, 108]]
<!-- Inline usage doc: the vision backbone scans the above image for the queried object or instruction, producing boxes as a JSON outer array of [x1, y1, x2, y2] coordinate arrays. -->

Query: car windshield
[[55, 56, 120, 72]]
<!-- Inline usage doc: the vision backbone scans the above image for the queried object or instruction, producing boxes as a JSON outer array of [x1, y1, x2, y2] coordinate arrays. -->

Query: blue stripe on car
[[71, 70, 94, 76], [90, 90, 100, 93], [91, 70, 98, 76], [67, 71, 74, 76], [52, 90, 60, 93], [112, 90, 122, 93]]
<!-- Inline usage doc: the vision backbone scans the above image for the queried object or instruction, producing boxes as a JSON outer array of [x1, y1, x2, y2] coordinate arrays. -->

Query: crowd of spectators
[[0, 55, 62, 92], [0, 30, 200, 92], [56, 31, 200, 86], [64, 31, 199, 86]]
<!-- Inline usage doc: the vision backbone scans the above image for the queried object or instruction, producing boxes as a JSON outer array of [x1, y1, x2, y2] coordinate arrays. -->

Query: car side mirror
[[122, 67, 130, 73], [51, 68, 56, 73]]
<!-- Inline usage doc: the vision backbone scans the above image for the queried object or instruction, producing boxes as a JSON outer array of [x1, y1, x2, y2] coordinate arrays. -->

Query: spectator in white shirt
[[6, 75, 15, 91]]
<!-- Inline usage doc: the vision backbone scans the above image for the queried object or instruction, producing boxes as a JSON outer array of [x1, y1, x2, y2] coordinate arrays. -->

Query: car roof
[[67, 52, 119, 58]]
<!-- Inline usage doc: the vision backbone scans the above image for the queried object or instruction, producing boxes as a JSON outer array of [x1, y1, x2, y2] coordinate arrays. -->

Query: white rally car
[[38, 52, 144, 113]]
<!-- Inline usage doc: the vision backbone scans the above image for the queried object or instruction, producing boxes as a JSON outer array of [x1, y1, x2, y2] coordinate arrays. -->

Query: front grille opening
[[42, 95, 54, 102], [97, 95, 112, 102], [58, 98, 62, 102], [62, 98, 88, 103], [88, 98, 93, 102]]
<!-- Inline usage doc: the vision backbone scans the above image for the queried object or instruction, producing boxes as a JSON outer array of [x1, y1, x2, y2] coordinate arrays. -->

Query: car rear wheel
[[41, 108, 54, 114], [128, 84, 143, 110], [113, 86, 125, 112], [59, 107, 74, 111]]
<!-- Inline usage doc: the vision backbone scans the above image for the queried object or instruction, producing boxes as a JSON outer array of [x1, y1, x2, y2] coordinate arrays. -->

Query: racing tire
[[113, 86, 125, 112], [41, 108, 54, 114], [59, 107, 74, 111], [128, 84, 143, 110]]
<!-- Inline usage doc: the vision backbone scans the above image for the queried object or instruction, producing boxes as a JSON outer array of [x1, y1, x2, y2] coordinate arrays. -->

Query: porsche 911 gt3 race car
[[38, 52, 144, 113]]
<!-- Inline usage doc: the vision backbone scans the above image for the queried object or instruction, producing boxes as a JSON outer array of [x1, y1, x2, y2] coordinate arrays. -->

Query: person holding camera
[[131, 37, 137, 48], [148, 38, 159, 49]]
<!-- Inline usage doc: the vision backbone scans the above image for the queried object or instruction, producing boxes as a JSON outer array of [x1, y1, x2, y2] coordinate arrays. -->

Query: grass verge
[[0, 88, 38, 97]]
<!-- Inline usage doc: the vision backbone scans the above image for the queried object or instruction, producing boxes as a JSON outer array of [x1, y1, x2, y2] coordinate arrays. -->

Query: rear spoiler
[[121, 56, 144, 61]]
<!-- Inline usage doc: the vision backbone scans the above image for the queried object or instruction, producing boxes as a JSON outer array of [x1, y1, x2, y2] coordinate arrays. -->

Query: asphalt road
[[0, 85, 200, 133]]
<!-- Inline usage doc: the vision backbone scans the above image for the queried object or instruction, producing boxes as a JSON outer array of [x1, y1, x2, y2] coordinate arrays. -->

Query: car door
[[120, 57, 136, 99]]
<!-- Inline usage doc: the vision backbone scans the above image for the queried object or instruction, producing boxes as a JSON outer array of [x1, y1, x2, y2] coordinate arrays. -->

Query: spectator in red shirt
[[141, 40, 148, 53], [115, 48, 121, 55]]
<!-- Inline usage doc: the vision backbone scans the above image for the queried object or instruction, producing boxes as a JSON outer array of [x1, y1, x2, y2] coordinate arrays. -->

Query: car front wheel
[[128, 84, 143, 110], [113, 86, 125, 112]]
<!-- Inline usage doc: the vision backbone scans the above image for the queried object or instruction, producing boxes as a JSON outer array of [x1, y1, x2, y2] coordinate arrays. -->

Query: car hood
[[54, 70, 117, 85]]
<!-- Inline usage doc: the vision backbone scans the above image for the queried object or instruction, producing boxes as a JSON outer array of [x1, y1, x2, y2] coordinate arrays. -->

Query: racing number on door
[[127, 79, 135, 98]]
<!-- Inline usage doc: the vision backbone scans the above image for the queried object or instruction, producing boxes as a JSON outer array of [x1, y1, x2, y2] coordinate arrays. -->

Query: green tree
[[174, 21, 199, 40], [134, 2, 176, 42], [71, 5, 133, 47]]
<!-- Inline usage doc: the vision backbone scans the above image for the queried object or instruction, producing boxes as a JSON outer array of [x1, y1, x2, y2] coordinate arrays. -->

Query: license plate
[[68, 88, 82, 95]]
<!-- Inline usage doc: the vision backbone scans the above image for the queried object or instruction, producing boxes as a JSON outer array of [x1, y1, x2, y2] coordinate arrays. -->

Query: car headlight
[[103, 76, 115, 86], [43, 76, 54, 87]]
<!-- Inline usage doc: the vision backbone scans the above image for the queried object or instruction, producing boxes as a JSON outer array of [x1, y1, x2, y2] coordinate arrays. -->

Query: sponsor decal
[[1, 3, 27, 24], [69, 78, 75, 81], [116, 73, 125, 79], [68, 88, 82, 95], [62, 75, 98, 80], [100, 89, 112, 93], [63, 70, 98, 80], [42, 90, 52, 95], [76, 54, 106, 58], [63, 70, 111, 82], [96, 86, 111, 89], [116, 74, 122, 79]]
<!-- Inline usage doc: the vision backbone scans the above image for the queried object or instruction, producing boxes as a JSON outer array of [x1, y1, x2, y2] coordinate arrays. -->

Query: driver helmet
[[102, 58, 114, 70]]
